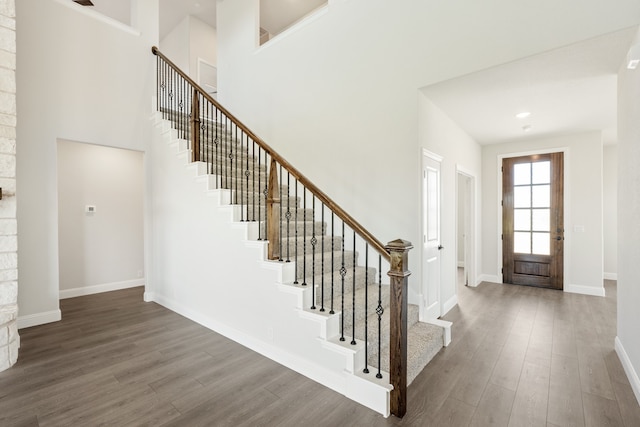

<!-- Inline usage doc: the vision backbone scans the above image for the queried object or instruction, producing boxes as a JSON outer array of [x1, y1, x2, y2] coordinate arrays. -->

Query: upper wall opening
[[260, 0, 327, 45]]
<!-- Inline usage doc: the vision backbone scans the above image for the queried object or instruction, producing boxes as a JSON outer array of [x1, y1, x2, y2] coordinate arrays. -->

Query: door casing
[[497, 148, 569, 288], [502, 152, 564, 289]]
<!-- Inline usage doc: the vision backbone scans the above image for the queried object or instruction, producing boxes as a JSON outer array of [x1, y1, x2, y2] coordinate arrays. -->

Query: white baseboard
[[18, 309, 62, 329], [564, 283, 605, 297], [604, 272, 618, 281], [615, 336, 640, 406], [59, 279, 145, 300], [442, 294, 458, 316], [478, 274, 500, 284]]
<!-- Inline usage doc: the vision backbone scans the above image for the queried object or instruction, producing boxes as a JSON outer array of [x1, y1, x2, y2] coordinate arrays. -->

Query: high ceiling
[[421, 27, 638, 145]]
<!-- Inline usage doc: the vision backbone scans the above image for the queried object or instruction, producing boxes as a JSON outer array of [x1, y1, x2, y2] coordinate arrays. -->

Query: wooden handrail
[[152, 46, 390, 262]]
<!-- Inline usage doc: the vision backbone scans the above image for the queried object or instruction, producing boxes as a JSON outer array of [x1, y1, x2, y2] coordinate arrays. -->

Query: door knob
[[438, 245, 444, 250]]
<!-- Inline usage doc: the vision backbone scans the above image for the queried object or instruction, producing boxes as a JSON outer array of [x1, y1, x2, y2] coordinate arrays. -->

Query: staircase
[[149, 47, 449, 418]]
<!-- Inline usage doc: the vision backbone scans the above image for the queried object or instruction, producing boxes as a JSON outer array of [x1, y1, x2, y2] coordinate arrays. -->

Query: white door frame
[[456, 165, 477, 288]]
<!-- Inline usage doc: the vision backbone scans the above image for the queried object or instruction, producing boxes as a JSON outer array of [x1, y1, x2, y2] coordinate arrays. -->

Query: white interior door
[[423, 151, 442, 320]]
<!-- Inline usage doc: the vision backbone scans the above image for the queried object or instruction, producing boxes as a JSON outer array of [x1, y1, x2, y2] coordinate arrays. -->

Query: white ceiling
[[421, 27, 638, 146]]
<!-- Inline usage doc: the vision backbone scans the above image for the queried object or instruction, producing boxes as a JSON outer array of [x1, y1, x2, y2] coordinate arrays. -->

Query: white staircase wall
[[147, 117, 392, 416]]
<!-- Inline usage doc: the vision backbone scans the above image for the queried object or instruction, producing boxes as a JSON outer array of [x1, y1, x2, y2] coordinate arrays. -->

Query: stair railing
[[152, 46, 412, 417]]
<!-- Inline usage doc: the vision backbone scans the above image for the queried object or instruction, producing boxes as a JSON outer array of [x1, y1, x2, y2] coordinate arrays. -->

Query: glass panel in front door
[[512, 160, 551, 255]]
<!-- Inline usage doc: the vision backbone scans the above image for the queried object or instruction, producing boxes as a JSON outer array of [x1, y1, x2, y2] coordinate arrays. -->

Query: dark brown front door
[[502, 153, 564, 289]]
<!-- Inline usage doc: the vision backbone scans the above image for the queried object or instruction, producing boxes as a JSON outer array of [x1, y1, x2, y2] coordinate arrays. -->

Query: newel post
[[266, 158, 280, 260], [386, 239, 413, 418], [190, 88, 201, 162]]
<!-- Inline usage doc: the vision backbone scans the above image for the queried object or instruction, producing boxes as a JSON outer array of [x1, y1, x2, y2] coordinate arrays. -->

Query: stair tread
[[371, 321, 444, 386]]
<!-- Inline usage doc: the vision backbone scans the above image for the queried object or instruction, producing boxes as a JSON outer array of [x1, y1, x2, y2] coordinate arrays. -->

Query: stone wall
[[0, 0, 17, 373]]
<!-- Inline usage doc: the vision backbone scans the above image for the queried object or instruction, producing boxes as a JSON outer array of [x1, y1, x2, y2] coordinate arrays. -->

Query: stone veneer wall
[[0, 0, 18, 373]]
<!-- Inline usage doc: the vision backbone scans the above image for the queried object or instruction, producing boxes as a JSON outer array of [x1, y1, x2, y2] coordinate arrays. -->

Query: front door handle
[[438, 245, 444, 250]]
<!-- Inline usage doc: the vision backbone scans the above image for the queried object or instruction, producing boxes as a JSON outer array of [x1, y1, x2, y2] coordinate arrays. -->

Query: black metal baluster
[[239, 131, 245, 218], [340, 221, 346, 342], [168, 68, 173, 126], [214, 108, 219, 182], [320, 204, 325, 312], [285, 171, 291, 262], [293, 179, 299, 284], [363, 244, 369, 374], [157, 57, 160, 112], [236, 126, 240, 205], [237, 128, 241, 207], [330, 212, 335, 314], [202, 97, 207, 170], [376, 255, 383, 379], [228, 117, 231, 191], [177, 75, 181, 137], [158, 58, 161, 115], [223, 115, 228, 189], [155, 56, 159, 112], [158, 59, 163, 115], [263, 154, 269, 239], [310, 195, 316, 309], [252, 139, 256, 221], [180, 78, 184, 140], [233, 124, 237, 204], [209, 103, 213, 173], [244, 134, 250, 221], [205, 98, 210, 172], [279, 165, 283, 261], [302, 189, 307, 286], [257, 147, 262, 241], [351, 231, 356, 345]]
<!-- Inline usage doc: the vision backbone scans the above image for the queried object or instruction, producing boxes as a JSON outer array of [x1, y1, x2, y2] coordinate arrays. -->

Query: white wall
[[15, 0, 158, 327], [418, 95, 482, 312], [159, 15, 190, 73], [481, 132, 604, 295], [616, 32, 640, 405], [216, 0, 639, 306], [57, 141, 144, 298], [603, 144, 618, 279], [189, 16, 217, 78], [159, 15, 217, 80]]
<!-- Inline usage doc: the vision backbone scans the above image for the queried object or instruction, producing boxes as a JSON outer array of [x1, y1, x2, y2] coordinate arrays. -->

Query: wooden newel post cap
[[386, 239, 413, 277]]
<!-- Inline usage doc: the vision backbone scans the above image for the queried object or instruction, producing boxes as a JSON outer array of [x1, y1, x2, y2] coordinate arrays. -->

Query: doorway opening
[[456, 168, 476, 290], [57, 141, 145, 299]]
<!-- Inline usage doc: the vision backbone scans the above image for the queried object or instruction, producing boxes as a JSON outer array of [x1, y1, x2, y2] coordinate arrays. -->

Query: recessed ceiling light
[[522, 125, 532, 132], [628, 59, 639, 70], [516, 112, 531, 119]]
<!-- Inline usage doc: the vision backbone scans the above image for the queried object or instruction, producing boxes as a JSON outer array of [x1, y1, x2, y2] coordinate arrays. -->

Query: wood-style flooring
[[1, 276, 639, 426]]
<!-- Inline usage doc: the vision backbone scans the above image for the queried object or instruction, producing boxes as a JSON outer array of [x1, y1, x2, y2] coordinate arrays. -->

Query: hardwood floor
[[1, 278, 639, 426]]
